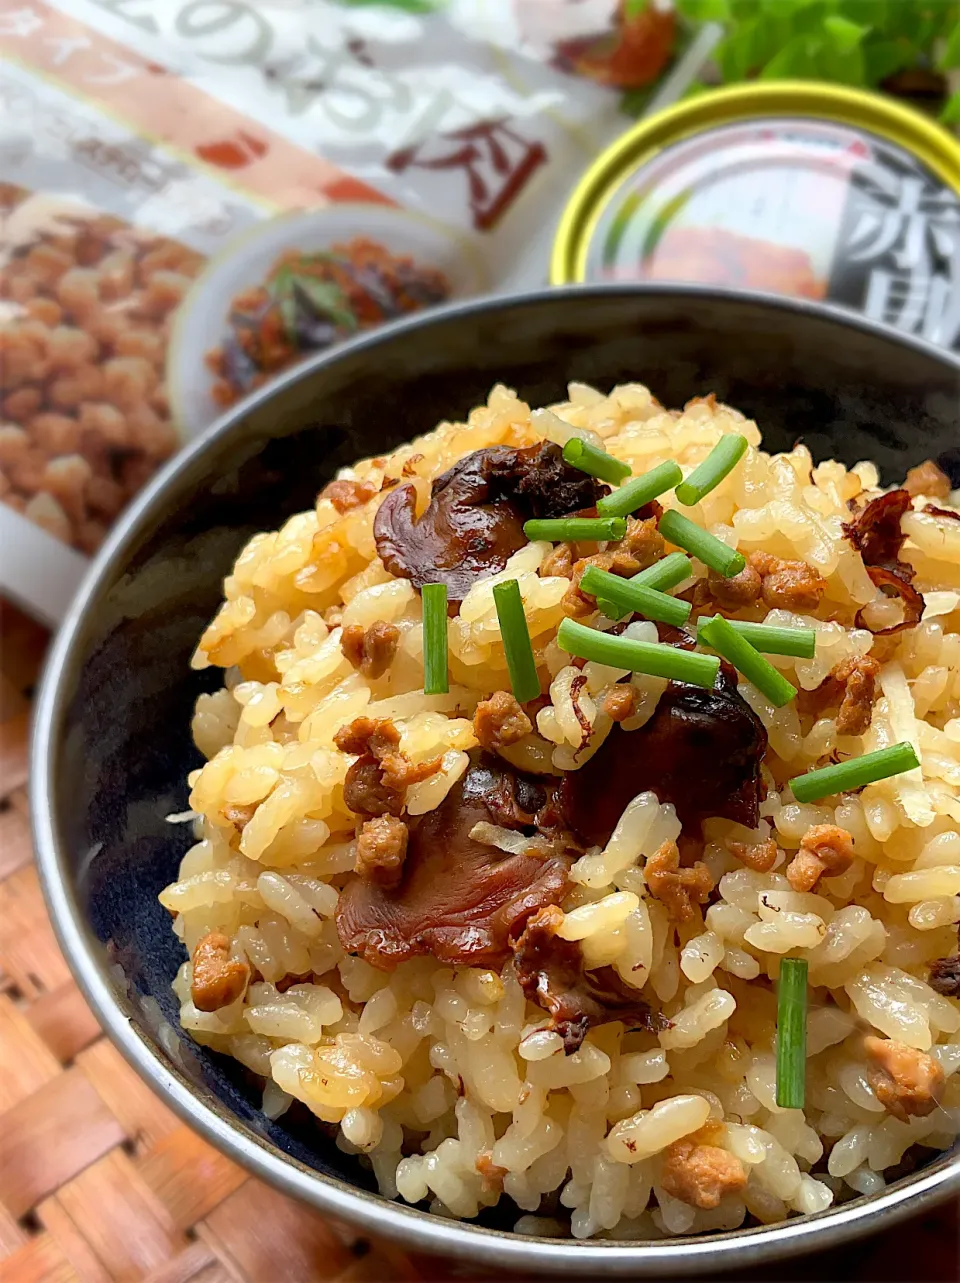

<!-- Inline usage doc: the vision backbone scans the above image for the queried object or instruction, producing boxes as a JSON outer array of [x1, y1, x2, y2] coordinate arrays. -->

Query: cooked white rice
[[162, 382, 960, 1238]]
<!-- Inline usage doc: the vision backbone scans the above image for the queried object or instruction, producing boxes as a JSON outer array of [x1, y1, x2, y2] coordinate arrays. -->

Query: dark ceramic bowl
[[32, 286, 960, 1276]]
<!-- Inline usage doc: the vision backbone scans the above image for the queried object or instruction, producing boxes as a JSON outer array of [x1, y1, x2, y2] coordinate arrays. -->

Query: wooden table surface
[[1, 597, 956, 1283]]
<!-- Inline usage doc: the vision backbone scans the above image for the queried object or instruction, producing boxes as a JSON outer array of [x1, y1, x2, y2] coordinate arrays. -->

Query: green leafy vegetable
[[672, 0, 960, 119], [943, 90, 960, 124], [940, 19, 960, 69], [679, 0, 731, 20], [823, 14, 869, 54]]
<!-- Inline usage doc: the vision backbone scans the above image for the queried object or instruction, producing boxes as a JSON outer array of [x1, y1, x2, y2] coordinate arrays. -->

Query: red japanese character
[[388, 119, 547, 232]]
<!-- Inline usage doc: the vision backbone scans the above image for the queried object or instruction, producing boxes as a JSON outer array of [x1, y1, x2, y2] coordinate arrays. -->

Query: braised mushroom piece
[[928, 928, 960, 997], [512, 904, 666, 1054], [335, 749, 676, 1047], [843, 489, 925, 636], [335, 753, 570, 970], [855, 564, 925, 637], [558, 664, 768, 845], [843, 488, 913, 568], [373, 443, 608, 603], [929, 953, 960, 997]]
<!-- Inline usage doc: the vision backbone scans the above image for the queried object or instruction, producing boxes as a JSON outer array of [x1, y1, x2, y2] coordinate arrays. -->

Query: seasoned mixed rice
[[163, 382, 960, 1238]]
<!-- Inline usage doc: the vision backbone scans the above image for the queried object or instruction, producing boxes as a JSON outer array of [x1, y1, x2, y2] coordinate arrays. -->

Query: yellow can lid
[[552, 81, 960, 287]]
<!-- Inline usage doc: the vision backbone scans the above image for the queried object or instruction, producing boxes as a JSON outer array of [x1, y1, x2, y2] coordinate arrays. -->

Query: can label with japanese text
[[553, 82, 960, 353]]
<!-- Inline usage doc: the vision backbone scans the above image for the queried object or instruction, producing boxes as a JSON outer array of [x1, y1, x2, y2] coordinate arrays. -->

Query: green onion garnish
[[596, 461, 683, 519], [562, 438, 631, 484], [557, 618, 720, 688], [789, 741, 920, 804], [676, 434, 749, 507], [659, 509, 746, 579], [595, 600, 623, 620], [775, 958, 808, 1110], [699, 614, 797, 707], [634, 551, 694, 594], [580, 565, 691, 627], [523, 516, 627, 543], [697, 616, 816, 659], [422, 582, 449, 695], [600, 553, 695, 621], [492, 579, 541, 704]]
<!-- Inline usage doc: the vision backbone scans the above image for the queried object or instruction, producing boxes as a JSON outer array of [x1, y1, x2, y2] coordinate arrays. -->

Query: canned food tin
[[552, 82, 960, 350]]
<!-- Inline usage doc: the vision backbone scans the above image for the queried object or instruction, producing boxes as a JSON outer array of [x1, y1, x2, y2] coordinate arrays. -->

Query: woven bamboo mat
[[0, 597, 956, 1283]]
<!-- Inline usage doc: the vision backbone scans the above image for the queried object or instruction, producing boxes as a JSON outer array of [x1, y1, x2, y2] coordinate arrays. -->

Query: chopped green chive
[[580, 565, 692, 627], [776, 958, 808, 1110], [596, 461, 683, 519], [523, 516, 627, 543], [659, 509, 746, 579], [676, 434, 749, 506], [492, 579, 541, 704], [421, 582, 449, 695], [562, 438, 631, 484], [599, 553, 695, 621], [697, 616, 817, 659], [596, 600, 624, 620], [634, 551, 694, 594], [700, 614, 797, 707], [557, 618, 720, 688], [789, 742, 921, 804]]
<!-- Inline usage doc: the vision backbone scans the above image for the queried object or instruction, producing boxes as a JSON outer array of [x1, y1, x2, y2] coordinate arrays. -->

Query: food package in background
[[0, 56, 262, 621], [0, 0, 683, 624], [36, 1, 682, 368], [1, 184, 205, 554]]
